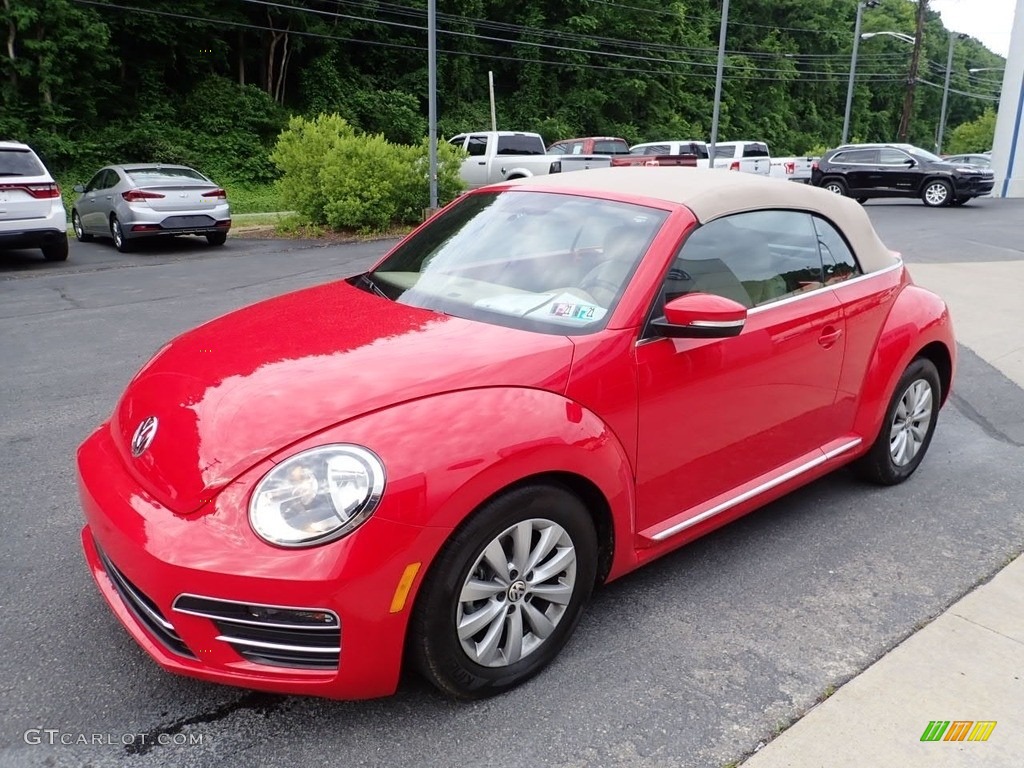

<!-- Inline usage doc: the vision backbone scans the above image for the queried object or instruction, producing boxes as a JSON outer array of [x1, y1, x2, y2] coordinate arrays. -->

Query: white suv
[[0, 141, 69, 261]]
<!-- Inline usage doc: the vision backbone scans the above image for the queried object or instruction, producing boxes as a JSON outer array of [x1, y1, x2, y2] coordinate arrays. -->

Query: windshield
[[911, 147, 944, 163], [364, 191, 668, 335]]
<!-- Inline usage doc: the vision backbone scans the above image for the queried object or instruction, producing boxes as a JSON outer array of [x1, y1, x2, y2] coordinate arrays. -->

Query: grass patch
[[223, 181, 281, 214]]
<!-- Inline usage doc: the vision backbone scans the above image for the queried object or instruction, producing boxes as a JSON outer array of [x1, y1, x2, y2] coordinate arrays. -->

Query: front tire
[[855, 358, 941, 485], [110, 216, 133, 252], [72, 210, 93, 242], [921, 179, 952, 207], [410, 484, 598, 699]]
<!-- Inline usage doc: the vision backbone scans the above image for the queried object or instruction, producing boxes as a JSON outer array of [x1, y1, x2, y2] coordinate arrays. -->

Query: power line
[[916, 77, 1000, 102]]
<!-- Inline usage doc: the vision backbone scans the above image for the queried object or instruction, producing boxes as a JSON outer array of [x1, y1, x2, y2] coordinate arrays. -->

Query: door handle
[[818, 327, 843, 348], [477, 161, 485, 165]]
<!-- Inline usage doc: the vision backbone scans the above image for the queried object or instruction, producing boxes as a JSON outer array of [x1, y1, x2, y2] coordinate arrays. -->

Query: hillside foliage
[[1, 1, 1005, 200]]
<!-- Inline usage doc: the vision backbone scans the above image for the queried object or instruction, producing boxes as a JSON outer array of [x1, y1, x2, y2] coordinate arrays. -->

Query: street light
[[937, 32, 969, 154], [861, 31, 916, 44], [842, 0, 880, 145], [969, 67, 1004, 73]]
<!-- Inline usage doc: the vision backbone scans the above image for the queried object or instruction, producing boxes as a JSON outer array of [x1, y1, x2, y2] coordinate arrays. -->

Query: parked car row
[[1, 139, 232, 263], [811, 143, 995, 207]]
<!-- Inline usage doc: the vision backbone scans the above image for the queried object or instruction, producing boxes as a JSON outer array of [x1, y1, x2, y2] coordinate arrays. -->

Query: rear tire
[[410, 484, 598, 700], [42, 235, 69, 262], [110, 216, 133, 253], [855, 358, 941, 486], [206, 231, 227, 246], [822, 179, 848, 196], [72, 210, 93, 242], [921, 179, 952, 207]]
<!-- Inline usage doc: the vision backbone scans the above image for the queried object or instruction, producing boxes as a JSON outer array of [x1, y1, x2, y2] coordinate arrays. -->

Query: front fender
[[852, 283, 956, 443], [284, 386, 638, 578]]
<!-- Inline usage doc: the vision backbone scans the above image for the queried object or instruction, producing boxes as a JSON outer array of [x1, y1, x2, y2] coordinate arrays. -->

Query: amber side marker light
[[390, 563, 422, 613]]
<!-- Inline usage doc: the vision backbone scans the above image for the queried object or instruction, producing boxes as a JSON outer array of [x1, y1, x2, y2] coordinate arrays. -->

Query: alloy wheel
[[889, 379, 934, 466], [456, 518, 577, 668], [924, 182, 949, 206]]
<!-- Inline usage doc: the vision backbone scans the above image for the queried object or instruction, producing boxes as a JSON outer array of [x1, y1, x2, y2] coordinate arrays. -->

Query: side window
[[85, 171, 106, 192], [569, 142, 584, 155], [644, 144, 670, 155], [833, 149, 878, 165], [878, 148, 911, 165], [547, 143, 566, 155], [466, 135, 488, 157], [812, 217, 861, 286], [105, 170, 120, 188], [658, 210, 824, 312]]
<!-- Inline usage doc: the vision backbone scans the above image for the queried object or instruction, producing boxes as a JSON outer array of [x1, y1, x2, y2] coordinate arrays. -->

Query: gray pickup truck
[[449, 131, 610, 190]]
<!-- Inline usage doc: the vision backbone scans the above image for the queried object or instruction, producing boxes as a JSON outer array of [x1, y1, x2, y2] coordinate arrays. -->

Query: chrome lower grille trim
[[95, 543, 195, 659], [173, 593, 340, 670]]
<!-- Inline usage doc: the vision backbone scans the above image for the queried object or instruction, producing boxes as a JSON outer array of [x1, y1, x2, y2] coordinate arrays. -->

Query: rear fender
[[852, 284, 955, 444]]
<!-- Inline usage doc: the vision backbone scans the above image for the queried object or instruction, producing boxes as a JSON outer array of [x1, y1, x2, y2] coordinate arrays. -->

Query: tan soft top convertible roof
[[505, 167, 899, 274]]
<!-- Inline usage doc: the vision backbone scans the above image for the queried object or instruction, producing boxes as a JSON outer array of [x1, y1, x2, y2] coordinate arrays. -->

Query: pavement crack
[[52, 285, 86, 309], [949, 391, 1024, 447], [949, 611, 1024, 647], [123, 691, 286, 756]]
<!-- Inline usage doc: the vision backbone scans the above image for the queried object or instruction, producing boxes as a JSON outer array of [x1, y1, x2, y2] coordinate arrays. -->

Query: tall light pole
[[427, 0, 438, 210], [937, 32, 969, 154], [843, 1, 879, 145], [708, 0, 730, 167]]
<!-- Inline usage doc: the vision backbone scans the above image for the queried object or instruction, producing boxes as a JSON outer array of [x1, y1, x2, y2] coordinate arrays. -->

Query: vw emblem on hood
[[131, 416, 159, 457]]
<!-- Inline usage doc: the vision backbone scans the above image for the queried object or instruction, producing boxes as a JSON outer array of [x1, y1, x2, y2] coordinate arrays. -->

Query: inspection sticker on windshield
[[551, 302, 598, 320]]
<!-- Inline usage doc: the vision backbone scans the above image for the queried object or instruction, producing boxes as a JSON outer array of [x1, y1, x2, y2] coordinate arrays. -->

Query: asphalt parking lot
[[1, 198, 1023, 768]]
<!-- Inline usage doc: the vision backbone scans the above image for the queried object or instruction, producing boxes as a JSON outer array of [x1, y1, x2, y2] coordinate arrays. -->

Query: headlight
[[249, 444, 385, 547]]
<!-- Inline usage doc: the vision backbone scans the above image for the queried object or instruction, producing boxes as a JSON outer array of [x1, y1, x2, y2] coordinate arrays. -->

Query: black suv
[[811, 143, 994, 207]]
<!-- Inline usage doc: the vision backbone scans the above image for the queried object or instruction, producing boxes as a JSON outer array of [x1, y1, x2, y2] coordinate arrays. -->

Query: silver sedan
[[72, 164, 231, 252]]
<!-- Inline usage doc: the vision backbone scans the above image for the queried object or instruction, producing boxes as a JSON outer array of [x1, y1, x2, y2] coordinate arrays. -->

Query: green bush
[[271, 114, 466, 234]]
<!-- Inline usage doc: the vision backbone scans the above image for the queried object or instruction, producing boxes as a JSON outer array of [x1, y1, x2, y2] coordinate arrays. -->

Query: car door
[[877, 147, 918, 195], [79, 170, 113, 232], [634, 210, 846, 538], [836, 149, 879, 193], [461, 134, 491, 188]]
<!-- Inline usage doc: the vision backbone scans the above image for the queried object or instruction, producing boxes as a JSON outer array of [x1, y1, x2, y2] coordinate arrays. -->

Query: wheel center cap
[[507, 580, 528, 602]]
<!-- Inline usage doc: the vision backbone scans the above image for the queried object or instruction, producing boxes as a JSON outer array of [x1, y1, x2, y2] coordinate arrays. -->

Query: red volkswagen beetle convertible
[[78, 168, 954, 700]]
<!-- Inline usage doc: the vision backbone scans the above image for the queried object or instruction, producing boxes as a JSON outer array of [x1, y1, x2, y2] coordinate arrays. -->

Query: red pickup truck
[[546, 137, 630, 156], [609, 140, 703, 168]]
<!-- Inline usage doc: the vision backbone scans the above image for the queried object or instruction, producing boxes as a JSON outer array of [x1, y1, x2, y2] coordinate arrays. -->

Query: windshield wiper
[[357, 273, 390, 300]]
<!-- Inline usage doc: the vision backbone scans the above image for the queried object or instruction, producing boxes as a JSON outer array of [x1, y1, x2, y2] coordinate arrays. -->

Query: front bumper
[[77, 425, 450, 699], [953, 175, 995, 197]]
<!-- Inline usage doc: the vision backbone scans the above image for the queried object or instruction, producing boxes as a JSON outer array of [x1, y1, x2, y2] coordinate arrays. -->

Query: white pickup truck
[[768, 155, 817, 183], [708, 141, 772, 175], [448, 131, 610, 189]]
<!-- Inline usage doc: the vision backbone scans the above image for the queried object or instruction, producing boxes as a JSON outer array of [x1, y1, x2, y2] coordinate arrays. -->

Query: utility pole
[[897, 0, 928, 141]]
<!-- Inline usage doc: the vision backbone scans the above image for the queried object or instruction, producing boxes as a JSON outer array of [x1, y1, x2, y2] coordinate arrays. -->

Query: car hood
[[110, 280, 575, 515]]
